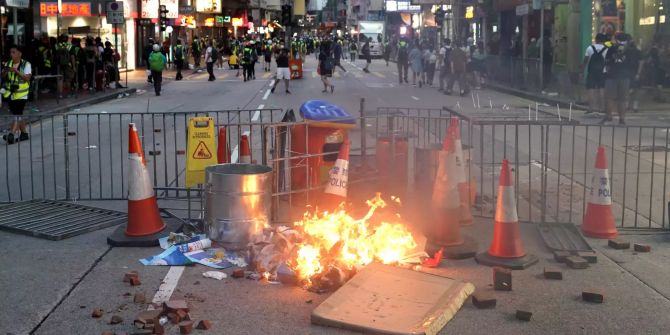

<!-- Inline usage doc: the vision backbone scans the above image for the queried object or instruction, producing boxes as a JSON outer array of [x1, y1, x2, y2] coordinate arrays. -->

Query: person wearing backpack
[[318, 41, 334, 93], [205, 40, 216, 81], [362, 37, 372, 73], [148, 44, 167, 96], [2, 45, 32, 144], [191, 36, 202, 69], [438, 38, 452, 92], [581, 33, 608, 115], [55, 35, 74, 98], [174, 39, 185, 80], [603, 33, 634, 124], [397, 39, 409, 84]]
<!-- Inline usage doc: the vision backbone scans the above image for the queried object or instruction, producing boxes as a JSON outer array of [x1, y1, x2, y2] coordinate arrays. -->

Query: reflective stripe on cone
[[582, 146, 618, 239]]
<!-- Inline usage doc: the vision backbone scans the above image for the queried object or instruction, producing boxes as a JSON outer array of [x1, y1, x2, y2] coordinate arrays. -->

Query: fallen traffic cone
[[323, 140, 350, 208], [239, 135, 251, 164], [426, 131, 477, 259], [217, 127, 229, 164], [582, 146, 618, 239], [108, 124, 182, 247], [475, 159, 538, 269], [448, 117, 473, 226]]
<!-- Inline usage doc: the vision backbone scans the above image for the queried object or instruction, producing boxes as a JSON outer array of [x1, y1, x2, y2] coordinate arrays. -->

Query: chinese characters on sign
[[40, 3, 92, 17]]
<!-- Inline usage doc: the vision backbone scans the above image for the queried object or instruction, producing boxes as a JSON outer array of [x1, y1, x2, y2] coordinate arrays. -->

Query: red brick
[[565, 256, 589, 269], [152, 323, 165, 335], [164, 300, 189, 313], [471, 292, 496, 309], [608, 239, 630, 250], [123, 271, 139, 282], [582, 289, 605, 303], [232, 269, 245, 278], [136, 310, 162, 326], [109, 315, 123, 324], [196, 320, 212, 330], [179, 321, 194, 334], [130, 277, 142, 286], [553, 250, 571, 263], [168, 312, 181, 324], [576, 251, 598, 263], [515, 309, 532, 321], [134, 292, 146, 304], [493, 267, 512, 291], [176, 309, 190, 321], [91, 308, 104, 318], [543, 266, 563, 280], [634, 244, 651, 252]]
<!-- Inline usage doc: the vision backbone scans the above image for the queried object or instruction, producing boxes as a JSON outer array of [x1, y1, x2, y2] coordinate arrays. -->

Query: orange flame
[[289, 193, 417, 286]]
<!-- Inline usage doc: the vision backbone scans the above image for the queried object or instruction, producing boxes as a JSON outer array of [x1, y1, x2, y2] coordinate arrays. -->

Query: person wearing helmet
[[148, 44, 167, 96]]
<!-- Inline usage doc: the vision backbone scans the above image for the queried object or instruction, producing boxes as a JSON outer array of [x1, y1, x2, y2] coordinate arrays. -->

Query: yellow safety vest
[[39, 46, 52, 69], [3, 59, 30, 100]]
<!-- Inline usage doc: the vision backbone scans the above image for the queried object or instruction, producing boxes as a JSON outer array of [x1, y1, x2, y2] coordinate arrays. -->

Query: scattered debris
[[305, 299, 313, 304], [421, 248, 444, 268], [134, 310, 162, 329], [543, 267, 563, 280], [633, 244, 651, 252], [116, 303, 128, 312], [608, 239, 630, 250], [91, 308, 104, 318], [493, 267, 512, 291], [179, 320, 194, 334], [154, 129, 162, 133], [168, 312, 181, 324], [553, 251, 571, 263], [231, 269, 245, 278], [566, 256, 589, 269], [148, 150, 161, 156], [130, 277, 142, 286], [472, 292, 496, 309], [576, 251, 597, 263], [193, 281, 200, 285], [582, 289, 605, 303], [164, 300, 190, 313], [276, 263, 297, 285], [202, 271, 227, 280], [177, 309, 190, 321], [195, 320, 213, 330], [515, 309, 532, 321], [133, 292, 146, 304], [110, 315, 123, 325], [184, 292, 206, 303], [153, 323, 165, 335], [123, 271, 139, 282]]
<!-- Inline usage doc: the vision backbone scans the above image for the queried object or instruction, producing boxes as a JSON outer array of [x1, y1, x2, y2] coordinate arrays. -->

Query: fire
[[289, 193, 417, 287]]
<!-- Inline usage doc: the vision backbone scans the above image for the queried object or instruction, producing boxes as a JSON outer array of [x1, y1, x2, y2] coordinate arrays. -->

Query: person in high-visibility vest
[[2, 45, 33, 144], [174, 39, 185, 80]]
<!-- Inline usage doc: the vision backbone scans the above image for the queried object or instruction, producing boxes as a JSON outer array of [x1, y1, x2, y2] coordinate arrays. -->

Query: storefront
[[587, 0, 669, 49], [1, 0, 32, 56]]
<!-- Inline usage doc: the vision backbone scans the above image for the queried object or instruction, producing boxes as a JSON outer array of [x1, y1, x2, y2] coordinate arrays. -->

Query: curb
[[484, 82, 587, 110], [40, 88, 138, 115]]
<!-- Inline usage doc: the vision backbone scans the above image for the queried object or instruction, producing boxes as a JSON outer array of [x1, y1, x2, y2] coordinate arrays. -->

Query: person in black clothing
[[603, 33, 635, 124], [626, 40, 643, 113], [270, 48, 291, 94], [174, 39, 185, 80], [332, 40, 346, 73], [319, 41, 334, 93], [362, 37, 372, 73], [144, 38, 154, 83]]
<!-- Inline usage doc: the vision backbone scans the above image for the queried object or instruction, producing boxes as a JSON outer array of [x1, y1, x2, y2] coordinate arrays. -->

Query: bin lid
[[299, 100, 356, 126]]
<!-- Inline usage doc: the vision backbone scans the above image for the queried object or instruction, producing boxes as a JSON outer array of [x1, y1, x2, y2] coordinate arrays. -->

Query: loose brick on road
[[633, 243, 651, 252], [179, 320, 194, 334], [196, 320, 213, 330], [493, 267, 512, 291], [608, 239, 630, 250], [582, 289, 605, 303], [109, 315, 123, 324], [91, 308, 104, 318], [123, 271, 139, 283], [134, 292, 146, 304], [566, 256, 589, 269], [553, 251, 571, 263], [515, 309, 532, 321], [543, 266, 563, 280], [576, 251, 597, 263], [164, 300, 190, 313], [129, 277, 142, 286], [472, 292, 496, 309]]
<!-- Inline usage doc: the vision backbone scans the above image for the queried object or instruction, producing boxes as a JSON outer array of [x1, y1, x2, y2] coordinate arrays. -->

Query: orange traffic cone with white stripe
[[239, 135, 251, 164], [323, 140, 350, 208], [108, 124, 181, 247], [448, 117, 473, 225], [582, 146, 618, 239], [217, 127, 229, 164], [426, 131, 477, 259], [475, 159, 538, 269]]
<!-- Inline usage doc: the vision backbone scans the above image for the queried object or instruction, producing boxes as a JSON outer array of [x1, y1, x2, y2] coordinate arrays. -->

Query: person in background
[[270, 48, 291, 94], [143, 38, 155, 84], [646, 38, 666, 102], [362, 37, 372, 73], [332, 39, 346, 73], [229, 51, 240, 77], [102, 41, 123, 88], [192, 36, 202, 69], [349, 39, 357, 61], [318, 41, 334, 93], [447, 40, 468, 96], [408, 42, 423, 87], [55, 35, 74, 98], [423, 45, 437, 86], [148, 44, 167, 96], [2, 45, 32, 144], [205, 40, 216, 81], [581, 33, 608, 115], [216, 40, 226, 70], [397, 38, 409, 84], [84, 37, 97, 91], [603, 33, 634, 124], [471, 41, 487, 89], [174, 39, 185, 81], [382, 38, 391, 66], [438, 38, 452, 93], [263, 44, 273, 72], [626, 39, 644, 113]]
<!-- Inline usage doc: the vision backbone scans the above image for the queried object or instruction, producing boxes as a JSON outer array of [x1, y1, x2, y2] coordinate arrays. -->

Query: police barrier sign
[[185, 117, 217, 187], [589, 168, 612, 205]]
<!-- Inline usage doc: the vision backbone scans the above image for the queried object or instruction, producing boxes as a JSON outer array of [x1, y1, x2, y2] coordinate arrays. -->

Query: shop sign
[[204, 17, 215, 27], [465, 6, 474, 19], [106, 1, 125, 24], [5, 0, 30, 8], [231, 17, 244, 27], [178, 15, 197, 28], [141, 0, 178, 19], [40, 2, 92, 17], [215, 16, 224, 23], [223, 16, 231, 23], [179, 5, 194, 14], [515, 4, 529, 16], [196, 0, 222, 14]]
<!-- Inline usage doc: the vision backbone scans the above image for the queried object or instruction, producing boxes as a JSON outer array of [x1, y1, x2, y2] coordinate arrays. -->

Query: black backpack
[[210, 46, 218, 60], [587, 45, 607, 75]]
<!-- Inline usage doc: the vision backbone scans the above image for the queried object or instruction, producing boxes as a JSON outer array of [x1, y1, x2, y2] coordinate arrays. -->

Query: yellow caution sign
[[186, 117, 217, 187]]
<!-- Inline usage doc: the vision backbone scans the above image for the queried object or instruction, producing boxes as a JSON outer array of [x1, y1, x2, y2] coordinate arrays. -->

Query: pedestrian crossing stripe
[[373, 72, 385, 78]]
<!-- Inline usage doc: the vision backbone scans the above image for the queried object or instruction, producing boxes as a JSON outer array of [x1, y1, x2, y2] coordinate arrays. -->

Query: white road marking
[[252, 104, 264, 121], [262, 89, 271, 100], [269, 80, 275, 87], [231, 130, 251, 163], [411, 96, 420, 101], [147, 266, 185, 311]]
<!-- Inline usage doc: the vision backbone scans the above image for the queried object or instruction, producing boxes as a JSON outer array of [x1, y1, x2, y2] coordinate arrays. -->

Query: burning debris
[[249, 193, 422, 291]]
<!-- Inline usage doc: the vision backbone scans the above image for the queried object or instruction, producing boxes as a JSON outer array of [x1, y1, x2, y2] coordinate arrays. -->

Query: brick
[[176, 309, 190, 321], [576, 251, 598, 263], [515, 309, 532, 321], [565, 256, 589, 269], [134, 292, 146, 304], [553, 250, 571, 263], [153, 323, 165, 335], [110, 315, 123, 325], [608, 239, 630, 250], [123, 271, 139, 282], [582, 289, 605, 303], [136, 310, 162, 326], [633, 244, 651, 252], [232, 269, 245, 278], [92, 308, 104, 318], [168, 312, 181, 324], [179, 321, 194, 334], [471, 292, 496, 309], [164, 300, 189, 313], [543, 266, 563, 280], [130, 277, 142, 286], [195, 320, 212, 330], [493, 267, 512, 291]]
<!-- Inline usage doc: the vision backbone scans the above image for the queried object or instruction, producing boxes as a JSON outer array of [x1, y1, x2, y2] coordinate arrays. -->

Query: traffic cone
[[217, 127, 229, 164], [239, 135, 251, 164], [448, 117, 473, 226], [582, 146, 618, 239], [323, 140, 350, 208], [475, 159, 538, 269], [107, 124, 181, 247], [426, 131, 477, 259]]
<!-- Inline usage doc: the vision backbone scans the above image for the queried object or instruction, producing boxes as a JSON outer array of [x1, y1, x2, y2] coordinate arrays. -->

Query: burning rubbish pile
[[250, 193, 423, 291]]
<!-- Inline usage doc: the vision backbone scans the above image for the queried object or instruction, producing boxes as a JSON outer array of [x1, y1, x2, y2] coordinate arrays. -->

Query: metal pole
[[539, 1, 544, 90]]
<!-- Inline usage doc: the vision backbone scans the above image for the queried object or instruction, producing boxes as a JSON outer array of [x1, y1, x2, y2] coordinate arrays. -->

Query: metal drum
[[204, 164, 272, 250]]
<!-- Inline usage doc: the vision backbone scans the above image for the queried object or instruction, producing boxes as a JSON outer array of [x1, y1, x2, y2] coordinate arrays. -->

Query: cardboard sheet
[[311, 263, 475, 335]]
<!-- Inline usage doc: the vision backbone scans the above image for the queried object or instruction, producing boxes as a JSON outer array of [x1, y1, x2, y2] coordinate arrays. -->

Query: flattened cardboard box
[[312, 263, 475, 335]]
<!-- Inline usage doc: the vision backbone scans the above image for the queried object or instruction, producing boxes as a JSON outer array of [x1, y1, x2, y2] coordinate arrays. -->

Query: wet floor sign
[[186, 117, 217, 187]]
